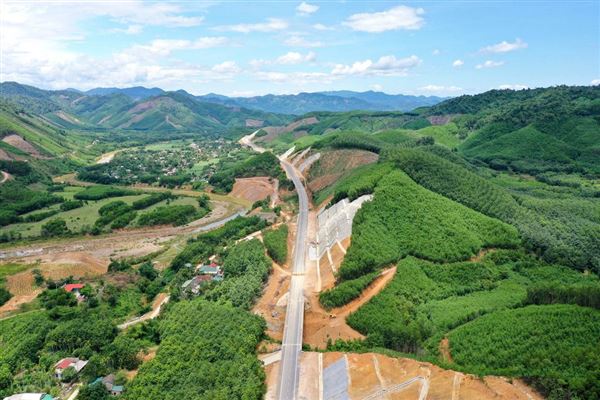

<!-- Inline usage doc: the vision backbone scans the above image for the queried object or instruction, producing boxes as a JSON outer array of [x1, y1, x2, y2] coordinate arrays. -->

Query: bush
[[40, 218, 70, 237], [137, 205, 202, 227], [0, 287, 12, 307], [319, 272, 378, 309], [22, 209, 59, 222], [131, 192, 174, 210], [74, 185, 136, 201], [203, 239, 271, 309], [263, 225, 288, 264], [60, 200, 84, 211]]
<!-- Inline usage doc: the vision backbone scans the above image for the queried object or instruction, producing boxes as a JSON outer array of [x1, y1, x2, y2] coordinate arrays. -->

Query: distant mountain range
[[0, 82, 289, 135], [74, 86, 446, 114]]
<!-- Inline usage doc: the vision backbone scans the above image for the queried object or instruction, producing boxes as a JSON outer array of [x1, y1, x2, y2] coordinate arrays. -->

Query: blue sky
[[2, 1, 599, 96]]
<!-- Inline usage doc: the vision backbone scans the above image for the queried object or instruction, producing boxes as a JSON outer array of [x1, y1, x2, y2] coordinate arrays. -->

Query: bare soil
[[439, 337, 453, 363], [258, 117, 319, 143], [307, 149, 378, 193], [293, 352, 543, 400], [230, 176, 275, 203], [2, 134, 41, 157]]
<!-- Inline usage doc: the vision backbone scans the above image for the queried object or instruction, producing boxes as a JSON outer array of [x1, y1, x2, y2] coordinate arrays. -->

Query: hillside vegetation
[[339, 170, 519, 280]]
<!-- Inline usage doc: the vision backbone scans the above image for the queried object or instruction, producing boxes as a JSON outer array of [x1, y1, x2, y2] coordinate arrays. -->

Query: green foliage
[[331, 162, 394, 203], [525, 282, 600, 309], [0, 181, 62, 221], [74, 185, 137, 201], [137, 205, 205, 227], [45, 312, 117, 352], [0, 311, 56, 372], [0, 287, 11, 306], [78, 382, 110, 400], [263, 225, 288, 264], [383, 147, 600, 272], [60, 200, 84, 211], [170, 216, 267, 271], [448, 305, 600, 399], [339, 170, 519, 280], [0, 160, 32, 175], [123, 300, 266, 400], [209, 151, 284, 193], [203, 239, 271, 309], [40, 218, 70, 237], [22, 210, 59, 223], [138, 262, 158, 281], [131, 192, 175, 210], [38, 288, 77, 309], [319, 272, 378, 309]]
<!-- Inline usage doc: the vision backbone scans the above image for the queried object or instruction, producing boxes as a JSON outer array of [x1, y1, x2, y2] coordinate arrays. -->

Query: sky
[[1, 0, 599, 96]]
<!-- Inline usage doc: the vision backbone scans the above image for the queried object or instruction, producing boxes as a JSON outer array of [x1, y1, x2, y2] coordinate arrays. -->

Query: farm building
[[92, 374, 125, 396], [181, 275, 212, 296], [54, 358, 88, 379], [63, 283, 85, 293]]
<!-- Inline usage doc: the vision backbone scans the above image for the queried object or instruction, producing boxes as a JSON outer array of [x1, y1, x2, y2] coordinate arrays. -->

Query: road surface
[[277, 157, 309, 400]]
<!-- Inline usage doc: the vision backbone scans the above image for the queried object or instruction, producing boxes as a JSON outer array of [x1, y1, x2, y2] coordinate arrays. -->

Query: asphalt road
[[277, 159, 309, 400]]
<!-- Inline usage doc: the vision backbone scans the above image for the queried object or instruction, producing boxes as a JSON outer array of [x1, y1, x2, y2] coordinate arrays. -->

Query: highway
[[277, 158, 309, 400]]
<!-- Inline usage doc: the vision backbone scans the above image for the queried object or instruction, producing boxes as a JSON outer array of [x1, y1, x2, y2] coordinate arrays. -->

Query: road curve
[[277, 157, 309, 400]]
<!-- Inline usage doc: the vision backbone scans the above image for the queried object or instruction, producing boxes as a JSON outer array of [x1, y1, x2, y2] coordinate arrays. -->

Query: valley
[[0, 82, 598, 400]]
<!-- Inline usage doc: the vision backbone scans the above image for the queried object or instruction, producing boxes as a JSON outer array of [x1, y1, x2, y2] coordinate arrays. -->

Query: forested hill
[[427, 86, 600, 175], [0, 82, 291, 135]]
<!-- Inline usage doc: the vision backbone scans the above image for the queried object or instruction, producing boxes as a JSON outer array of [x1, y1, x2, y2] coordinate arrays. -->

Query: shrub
[[40, 218, 70, 237], [319, 272, 378, 309], [263, 225, 288, 264]]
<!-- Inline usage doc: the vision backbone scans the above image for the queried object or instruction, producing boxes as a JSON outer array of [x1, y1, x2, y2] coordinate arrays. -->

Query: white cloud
[[276, 51, 317, 64], [371, 84, 383, 91], [254, 71, 333, 85], [297, 2, 319, 16], [214, 18, 288, 33], [343, 5, 425, 33], [476, 60, 504, 69], [452, 59, 464, 67], [591, 79, 600, 85], [498, 84, 528, 90], [110, 24, 143, 35], [481, 38, 527, 53], [284, 35, 323, 48], [419, 85, 463, 94], [132, 37, 229, 57], [212, 61, 241, 74], [313, 23, 334, 31], [432, 49, 440, 56], [332, 55, 421, 76]]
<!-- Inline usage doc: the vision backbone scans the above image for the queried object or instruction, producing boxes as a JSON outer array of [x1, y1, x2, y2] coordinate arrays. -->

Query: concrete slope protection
[[277, 157, 309, 400]]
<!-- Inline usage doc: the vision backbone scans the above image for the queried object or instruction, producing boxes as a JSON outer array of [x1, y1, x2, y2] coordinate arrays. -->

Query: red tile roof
[[56, 358, 75, 369], [64, 283, 85, 292]]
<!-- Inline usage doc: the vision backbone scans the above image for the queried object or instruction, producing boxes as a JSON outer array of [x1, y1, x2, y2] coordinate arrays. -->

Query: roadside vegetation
[[262, 225, 288, 264]]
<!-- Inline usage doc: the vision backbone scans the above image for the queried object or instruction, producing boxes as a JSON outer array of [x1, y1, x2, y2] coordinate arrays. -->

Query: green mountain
[[197, 90, 445, 114], [0, 82, 291, 135], [427, 86, 600, 174]]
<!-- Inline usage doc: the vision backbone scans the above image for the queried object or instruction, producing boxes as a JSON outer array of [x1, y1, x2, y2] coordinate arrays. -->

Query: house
[[197, 263, 221, 275], [54, 358, 88, 379], [92, 374, 124, 396], [4, 394, 53, 400], [181, 275, 212, 296], [63, 283, 85, 294]]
